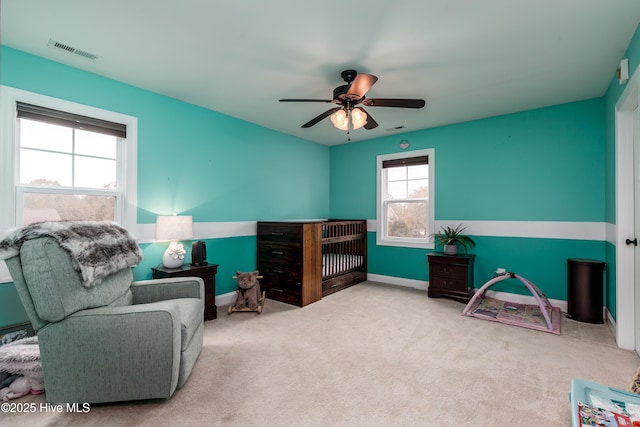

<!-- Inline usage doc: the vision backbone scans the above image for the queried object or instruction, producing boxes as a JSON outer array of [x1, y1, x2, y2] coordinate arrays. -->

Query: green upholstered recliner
[[4, 236, 204, 404]]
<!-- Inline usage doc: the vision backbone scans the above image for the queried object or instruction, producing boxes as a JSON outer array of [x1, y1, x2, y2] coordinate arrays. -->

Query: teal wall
[[3, 20, 638, 327], [0, 46, 330, 327], [135, 236, 257, 295], [331, 99, 606, 301], [603, 23, 640, 320], [331, 99, 605, 221]]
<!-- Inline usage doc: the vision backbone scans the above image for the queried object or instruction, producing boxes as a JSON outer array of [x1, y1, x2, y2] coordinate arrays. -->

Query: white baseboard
[[366, 274, 428, 291], [484, 289, 568, 312], [215, 291, 237, 308], [605, 307, 617, 341], [218, 274, 571, 314], [366, 273, 568, 311]]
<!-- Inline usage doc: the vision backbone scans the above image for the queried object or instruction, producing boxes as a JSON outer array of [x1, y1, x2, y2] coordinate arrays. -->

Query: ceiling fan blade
[[346, 73, 378, 98], [359, 108, 378, 130], [301, 107, 342, 128], [362, 98, 426, 108], [280, 99, 334, 103]]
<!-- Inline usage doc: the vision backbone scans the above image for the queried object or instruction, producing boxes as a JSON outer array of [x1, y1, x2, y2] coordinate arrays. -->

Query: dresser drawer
[[430, 263, 466, 279], [260, 265, 302, 290], [265, 286, 302, 306], [257, 242, 302, 266], [260, 266, 302, 306], [257, 223, 302, 243]]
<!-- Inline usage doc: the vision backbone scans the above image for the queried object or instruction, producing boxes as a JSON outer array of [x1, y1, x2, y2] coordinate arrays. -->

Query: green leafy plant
[[431, 224, 476, 252]]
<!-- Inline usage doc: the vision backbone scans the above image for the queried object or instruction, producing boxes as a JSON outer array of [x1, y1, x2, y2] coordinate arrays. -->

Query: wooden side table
[[151, 263, 219, 320], [427, 253, 475, 303]]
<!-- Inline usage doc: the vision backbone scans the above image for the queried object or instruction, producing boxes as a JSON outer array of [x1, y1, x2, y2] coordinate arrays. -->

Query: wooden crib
[[321, 220, 367, 296], [256, 219, 367, 307]]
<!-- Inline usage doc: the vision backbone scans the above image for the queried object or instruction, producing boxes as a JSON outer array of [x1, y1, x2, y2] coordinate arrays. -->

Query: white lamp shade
[[351, 108, 367, 130], [155, 215, 193, 241], [330, 109, 348, 130]]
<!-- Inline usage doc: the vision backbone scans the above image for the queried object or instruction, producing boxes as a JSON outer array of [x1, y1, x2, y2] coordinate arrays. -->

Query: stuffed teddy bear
[[234, 270, 261, 310], [0, 373, 44, 401]]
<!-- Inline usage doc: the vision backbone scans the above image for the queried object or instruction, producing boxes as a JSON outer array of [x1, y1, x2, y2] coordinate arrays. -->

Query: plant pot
[[443, 244, 458, 256]]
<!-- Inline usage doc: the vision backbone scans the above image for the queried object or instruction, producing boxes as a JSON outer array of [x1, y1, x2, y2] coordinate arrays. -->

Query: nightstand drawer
[[430, 276, 467, 291], [430, 263, 466, 279]]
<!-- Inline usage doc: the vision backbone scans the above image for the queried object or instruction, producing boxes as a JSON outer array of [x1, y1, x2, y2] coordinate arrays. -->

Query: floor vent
[[48, 39, 99, 61]]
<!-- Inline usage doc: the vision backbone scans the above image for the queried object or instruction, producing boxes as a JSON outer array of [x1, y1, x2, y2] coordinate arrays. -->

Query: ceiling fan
[[279, 69, 426, 136]]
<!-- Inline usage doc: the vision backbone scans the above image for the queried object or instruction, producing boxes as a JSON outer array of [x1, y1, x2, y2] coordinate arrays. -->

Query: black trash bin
[[567, 258, 606, 324]]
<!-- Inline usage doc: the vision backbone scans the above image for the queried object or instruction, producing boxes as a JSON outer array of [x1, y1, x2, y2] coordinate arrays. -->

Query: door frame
[[616, 65, 639, 350]]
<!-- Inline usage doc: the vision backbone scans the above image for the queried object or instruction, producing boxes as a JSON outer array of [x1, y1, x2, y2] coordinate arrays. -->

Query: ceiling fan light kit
[[330, 109, 348, 130], [279, 69, 426, 140], [330, 107, 367, 131]]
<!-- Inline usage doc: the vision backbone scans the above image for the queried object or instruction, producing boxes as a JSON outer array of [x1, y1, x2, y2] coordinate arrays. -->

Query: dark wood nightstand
[[427, 253, 475, 303], [151, 263, 219, 320]]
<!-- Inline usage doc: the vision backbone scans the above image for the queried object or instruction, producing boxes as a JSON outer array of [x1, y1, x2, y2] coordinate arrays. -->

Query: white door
[[616, 67, 639, 351], [634, 105, 640, 356]]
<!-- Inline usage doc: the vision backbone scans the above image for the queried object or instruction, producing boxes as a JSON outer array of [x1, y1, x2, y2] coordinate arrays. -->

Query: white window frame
[[376, 148, 435, 249], [0, 85, 138, 282]]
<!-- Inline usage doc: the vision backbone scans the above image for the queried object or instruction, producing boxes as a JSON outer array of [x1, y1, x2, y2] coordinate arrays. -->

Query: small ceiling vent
[[385, 125, 406, 132], [48, 38, 99, 61]]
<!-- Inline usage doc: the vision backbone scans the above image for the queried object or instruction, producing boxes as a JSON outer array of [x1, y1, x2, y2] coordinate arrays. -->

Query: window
[[16, 102, 126, 225], [0, 86, 138, 282], [376, 149, 435, 249]]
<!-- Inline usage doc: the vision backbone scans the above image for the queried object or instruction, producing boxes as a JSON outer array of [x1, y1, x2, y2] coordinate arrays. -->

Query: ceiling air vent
[[385, 125, 406, 132], [48, 38, 99, 61]]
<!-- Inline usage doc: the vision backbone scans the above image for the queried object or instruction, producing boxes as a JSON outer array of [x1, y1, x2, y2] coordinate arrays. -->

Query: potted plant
[[431, 224, 476, 255]]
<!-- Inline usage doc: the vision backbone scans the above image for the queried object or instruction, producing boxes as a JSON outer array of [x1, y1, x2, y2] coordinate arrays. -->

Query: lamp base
[[162, 243, 185, 269]]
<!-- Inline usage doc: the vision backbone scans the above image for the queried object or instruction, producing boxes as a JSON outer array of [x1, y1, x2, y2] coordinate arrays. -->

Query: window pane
[[407, 164, 428, 180], [75, 130, 117, 158], [19, 119, 72, 152], [407, 179, 428, 198], [387, 167, 406, 181], [387, 181, 407, 199], [75, 156, 117, 189], [386, 202, 427, 238], [23, 193, 116, 225], [20, 149, 72, 186]]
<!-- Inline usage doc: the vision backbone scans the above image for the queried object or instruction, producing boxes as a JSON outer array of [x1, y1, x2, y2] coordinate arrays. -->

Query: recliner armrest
[[37, 301, 184, 403], [131, 277, 204, 305]]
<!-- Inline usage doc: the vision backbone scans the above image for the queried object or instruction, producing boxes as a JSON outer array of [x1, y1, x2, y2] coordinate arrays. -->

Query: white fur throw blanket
[[0, 221, 143, 288], [0, 337, 41, 376]]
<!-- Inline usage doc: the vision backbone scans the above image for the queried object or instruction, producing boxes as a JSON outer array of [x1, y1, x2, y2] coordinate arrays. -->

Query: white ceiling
[[2, 1, 640, 146]]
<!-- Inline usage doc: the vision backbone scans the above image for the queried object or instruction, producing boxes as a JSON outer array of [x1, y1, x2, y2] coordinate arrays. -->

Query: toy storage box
[[571, 378, 640, 426]]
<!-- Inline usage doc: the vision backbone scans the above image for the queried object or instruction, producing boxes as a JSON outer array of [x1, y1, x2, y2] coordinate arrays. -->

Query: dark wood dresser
[[257, 221, 322, 307], [427, 253, 475, 303]]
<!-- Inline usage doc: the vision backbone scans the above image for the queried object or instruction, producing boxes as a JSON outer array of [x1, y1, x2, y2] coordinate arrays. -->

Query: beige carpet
[[4, 281, 639, 426]]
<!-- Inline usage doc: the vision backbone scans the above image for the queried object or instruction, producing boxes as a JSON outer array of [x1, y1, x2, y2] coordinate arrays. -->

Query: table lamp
[[156, 215, 193, 268]]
